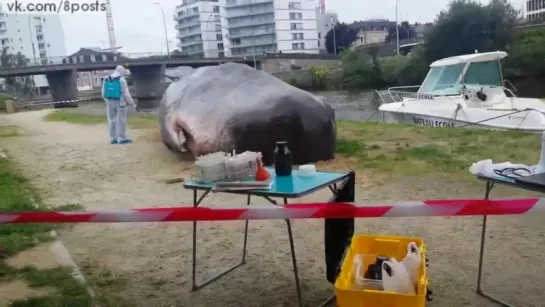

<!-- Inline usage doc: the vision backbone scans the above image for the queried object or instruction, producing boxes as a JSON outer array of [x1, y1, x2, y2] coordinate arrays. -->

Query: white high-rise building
[[525, 0, 545, 21], [316, 11, 337, 53], [0, 7, 67, 90], [174, 0, 224, 58], [219, 0, 319, 57]]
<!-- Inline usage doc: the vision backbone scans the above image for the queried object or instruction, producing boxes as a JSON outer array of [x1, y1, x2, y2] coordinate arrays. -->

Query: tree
[[325, 22, 358, 54], [385, 21, 417, 42], [0, 48, 35, 96], [423, 0, 518, 63], [504, 28, 545, 78]]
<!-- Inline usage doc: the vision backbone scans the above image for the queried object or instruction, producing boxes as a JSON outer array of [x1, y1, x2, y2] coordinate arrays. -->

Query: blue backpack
[[103, 76, 122, 100]]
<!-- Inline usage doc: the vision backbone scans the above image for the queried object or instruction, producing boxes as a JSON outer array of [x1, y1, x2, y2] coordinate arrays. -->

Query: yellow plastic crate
[[335, 234, 428, 307]]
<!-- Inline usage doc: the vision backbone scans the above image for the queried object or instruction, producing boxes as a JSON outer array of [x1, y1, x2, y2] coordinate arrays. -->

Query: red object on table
[[255, 159, 271, 181]]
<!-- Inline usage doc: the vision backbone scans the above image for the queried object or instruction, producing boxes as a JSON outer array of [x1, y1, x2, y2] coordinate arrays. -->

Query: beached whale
[[158, 63, 336, 165]]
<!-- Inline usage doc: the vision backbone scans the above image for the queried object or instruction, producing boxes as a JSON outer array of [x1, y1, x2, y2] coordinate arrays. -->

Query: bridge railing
[[2, 52, 342, 70]]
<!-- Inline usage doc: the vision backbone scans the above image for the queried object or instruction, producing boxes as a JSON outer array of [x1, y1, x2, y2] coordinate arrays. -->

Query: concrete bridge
[[0, 53, 341, 102]]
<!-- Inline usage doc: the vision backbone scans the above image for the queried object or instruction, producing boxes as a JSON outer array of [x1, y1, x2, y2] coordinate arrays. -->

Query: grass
[[42, 109, 541, 179], [44, 110, 157, 129], [0, 153, 130, 306], [335, 121, 541, 178], [0, 126, 20, 138]]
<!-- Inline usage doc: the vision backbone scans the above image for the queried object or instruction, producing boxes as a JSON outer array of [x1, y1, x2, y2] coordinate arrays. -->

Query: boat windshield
[[463, 60, 502, 87], [418, 60, 503, 95], [418, 63, 463, 95]]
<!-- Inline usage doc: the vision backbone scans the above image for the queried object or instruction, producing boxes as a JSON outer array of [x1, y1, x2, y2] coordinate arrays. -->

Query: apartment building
[[174, 0, 224, 58], [526, 0, 545, 21], [219, 0, 319, 57], [0, 6, 67, 91], [350, 20, 395, 48], [316, 11, 337, 53]]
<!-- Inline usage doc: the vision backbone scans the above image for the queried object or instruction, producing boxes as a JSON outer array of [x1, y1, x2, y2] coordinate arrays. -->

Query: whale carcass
[[158, 62, 336, 165]]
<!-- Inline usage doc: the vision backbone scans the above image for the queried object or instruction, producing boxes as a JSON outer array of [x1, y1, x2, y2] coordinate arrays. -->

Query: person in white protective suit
[[102, 65, 137, 144]]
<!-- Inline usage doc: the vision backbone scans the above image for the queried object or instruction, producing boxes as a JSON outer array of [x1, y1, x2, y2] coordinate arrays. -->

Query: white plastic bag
[[381, 258, 415, 295], [401, 242, 421, 288], [352, 254, 365, 290]]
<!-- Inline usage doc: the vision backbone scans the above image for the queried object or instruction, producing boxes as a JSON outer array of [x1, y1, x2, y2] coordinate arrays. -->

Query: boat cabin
[[417, 51, 507, 96]]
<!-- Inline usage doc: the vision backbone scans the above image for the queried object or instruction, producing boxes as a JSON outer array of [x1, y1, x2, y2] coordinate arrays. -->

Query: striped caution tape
[[0, 198, 544, 224]]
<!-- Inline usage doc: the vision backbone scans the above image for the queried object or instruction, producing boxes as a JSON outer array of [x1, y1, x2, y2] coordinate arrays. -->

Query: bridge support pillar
[[130, 64, 165, 100], [45, 69, 78, 108]]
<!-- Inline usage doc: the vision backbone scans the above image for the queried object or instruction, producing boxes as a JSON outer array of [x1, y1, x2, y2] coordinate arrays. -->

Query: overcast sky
[[58, 0, 526, 55]]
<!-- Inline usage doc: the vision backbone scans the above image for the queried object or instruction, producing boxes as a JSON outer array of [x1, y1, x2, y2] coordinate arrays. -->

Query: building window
[[288, 2, 301, 9], [290, 23, 303, 30], [217, 43, 224, 50], [231, 38, 241, 45], [215, 24, 221, 31], [219, 52, 225, 58], [292, 42, 305, 50], [213, 6, 219, 13], [292, 33, 304, 40], [289, 12, 302, 20], [216, 34, 223, 40], [318, 40, 320, 47], [78, 55, 84, 62]]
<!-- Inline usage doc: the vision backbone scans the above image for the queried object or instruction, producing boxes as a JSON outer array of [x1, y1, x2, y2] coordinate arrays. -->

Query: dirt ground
[[2, 109, 545, 307]]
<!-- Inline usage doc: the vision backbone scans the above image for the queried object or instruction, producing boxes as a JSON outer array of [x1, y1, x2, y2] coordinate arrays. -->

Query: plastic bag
[[382, 258, 415, 295], [401, 242, 421, 288], [352, 254, 365, 290]]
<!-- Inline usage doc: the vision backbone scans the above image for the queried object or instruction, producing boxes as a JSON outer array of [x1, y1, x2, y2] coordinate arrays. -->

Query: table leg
[[191, 190, 249, 291], [284, 197, 304, 307], [262, 196, 303, 307], [476, 181, 516, 307]]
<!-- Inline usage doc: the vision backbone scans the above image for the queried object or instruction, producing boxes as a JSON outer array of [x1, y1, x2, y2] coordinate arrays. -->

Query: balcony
[[227, 18, 275, 29], [228, 27, 275, 39], [224, 6, 274, 18], [224, 0, 273, 8], [175, 18, 201, 29], [177, 26, 202, 39], [180, 39, 204, 48], [174, 9, 200, 21], [230, 38, 276, 49]]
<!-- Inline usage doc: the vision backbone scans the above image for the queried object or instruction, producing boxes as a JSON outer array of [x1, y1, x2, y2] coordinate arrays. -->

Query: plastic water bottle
[[535, 131, 545, 174]]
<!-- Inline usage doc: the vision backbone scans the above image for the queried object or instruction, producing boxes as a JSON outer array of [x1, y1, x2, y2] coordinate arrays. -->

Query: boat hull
[[386, 111, 545, 132]]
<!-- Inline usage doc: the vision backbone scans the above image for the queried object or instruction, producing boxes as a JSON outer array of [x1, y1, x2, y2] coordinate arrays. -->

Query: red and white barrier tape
[[1, 198, 544, 224]]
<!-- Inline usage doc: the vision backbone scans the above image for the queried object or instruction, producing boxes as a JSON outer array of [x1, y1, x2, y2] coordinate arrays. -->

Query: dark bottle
[[274, 141, 292, 176], [364, 255, 389, 280]]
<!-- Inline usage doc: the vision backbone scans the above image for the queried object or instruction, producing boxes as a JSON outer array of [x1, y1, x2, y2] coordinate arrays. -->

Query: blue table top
[[183, 167, 350, 198]]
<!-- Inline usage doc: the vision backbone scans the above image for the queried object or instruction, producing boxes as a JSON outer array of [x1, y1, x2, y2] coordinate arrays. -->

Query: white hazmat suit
[[102, 65, 136, 144]]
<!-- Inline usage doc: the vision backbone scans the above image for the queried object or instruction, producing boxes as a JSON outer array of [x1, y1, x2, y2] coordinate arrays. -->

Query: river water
[[76, 90, 396, 123]]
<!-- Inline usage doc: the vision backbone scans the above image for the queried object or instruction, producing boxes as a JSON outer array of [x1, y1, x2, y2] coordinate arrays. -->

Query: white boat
[[377, 51, 545, 132]]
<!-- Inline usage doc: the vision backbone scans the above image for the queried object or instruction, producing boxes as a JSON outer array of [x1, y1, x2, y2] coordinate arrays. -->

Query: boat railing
[[376, 86, 434, 104], [503, 79, 517, 93]]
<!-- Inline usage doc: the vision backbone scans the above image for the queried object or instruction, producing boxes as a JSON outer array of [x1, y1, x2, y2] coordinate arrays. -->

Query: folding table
[[183, 167, 355, 307], [476, 174, 545, 307]]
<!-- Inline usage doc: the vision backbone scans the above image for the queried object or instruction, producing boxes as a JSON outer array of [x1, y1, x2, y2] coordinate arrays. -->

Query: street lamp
[[330, 16, 337, 55], [395, 0, 400, 55], [154, 2, 170, 58]]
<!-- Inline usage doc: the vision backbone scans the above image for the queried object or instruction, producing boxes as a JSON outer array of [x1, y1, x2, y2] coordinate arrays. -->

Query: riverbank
[[44, 107, 541, 182], [3, 108, 545, 307]]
